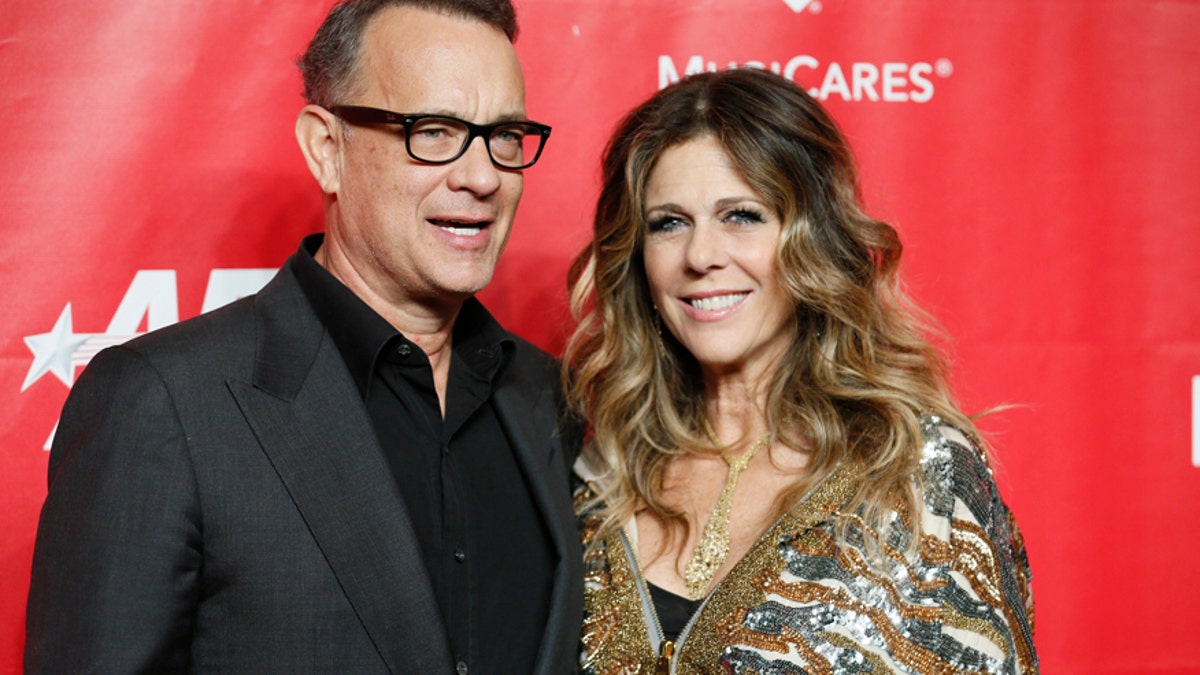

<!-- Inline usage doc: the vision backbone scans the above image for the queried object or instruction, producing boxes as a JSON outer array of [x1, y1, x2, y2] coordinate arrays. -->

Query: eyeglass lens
[[408, 118, 543, 168]]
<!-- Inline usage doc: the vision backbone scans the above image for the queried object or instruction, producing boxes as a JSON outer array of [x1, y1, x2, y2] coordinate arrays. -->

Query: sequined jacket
[[576, 416, 1037, 674]]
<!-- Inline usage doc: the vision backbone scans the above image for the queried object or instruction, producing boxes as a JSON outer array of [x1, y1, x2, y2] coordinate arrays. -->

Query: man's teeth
[[689, 293, 747, 311], [436, 220, 484, 236]]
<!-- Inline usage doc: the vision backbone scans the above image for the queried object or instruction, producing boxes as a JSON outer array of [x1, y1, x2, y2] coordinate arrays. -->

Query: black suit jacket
[[25, 259, 583, 673]]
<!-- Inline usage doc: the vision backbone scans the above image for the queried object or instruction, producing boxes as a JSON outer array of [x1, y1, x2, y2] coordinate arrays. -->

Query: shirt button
[[454, 548, 466, 563], [396, 343, 412, 356], [456, 661, 468, 675]]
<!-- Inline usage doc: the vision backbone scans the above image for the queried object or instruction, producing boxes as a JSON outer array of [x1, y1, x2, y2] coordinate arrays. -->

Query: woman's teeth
[[688, 293, 747, 311]]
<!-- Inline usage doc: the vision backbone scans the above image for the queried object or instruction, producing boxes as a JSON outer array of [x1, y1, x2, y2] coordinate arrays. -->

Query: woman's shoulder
[[915, 414, 1037, 666], [915, 413, 1002, 520], [914, 414, 1032, 601]]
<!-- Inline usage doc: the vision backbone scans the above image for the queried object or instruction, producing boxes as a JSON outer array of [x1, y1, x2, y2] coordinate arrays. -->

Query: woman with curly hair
[[564, 68, 1037, 673]]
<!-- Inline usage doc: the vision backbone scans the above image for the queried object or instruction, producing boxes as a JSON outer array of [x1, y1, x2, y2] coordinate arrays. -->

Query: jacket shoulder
[[94, 295, 259, 387], [917, 414, 1002, 521]]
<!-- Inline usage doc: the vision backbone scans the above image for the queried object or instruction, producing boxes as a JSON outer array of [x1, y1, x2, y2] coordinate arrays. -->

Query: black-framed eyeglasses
[[328, 105, 551, 170]]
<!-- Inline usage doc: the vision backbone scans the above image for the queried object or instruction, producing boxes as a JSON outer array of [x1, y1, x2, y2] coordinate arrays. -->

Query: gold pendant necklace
[[682, 419, 773, 600]]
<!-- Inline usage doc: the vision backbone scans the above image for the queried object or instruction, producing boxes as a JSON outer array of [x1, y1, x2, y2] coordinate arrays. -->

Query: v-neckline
[[615, 461, 859, 666]]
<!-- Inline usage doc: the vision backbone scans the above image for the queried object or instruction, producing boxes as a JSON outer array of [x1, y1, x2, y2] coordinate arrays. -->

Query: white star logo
[[22, 303, 92, 391]]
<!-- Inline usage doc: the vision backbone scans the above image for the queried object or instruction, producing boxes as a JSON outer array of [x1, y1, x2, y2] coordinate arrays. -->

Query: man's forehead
[[360, 6, 511, 66], [354, 7, 526, 116]]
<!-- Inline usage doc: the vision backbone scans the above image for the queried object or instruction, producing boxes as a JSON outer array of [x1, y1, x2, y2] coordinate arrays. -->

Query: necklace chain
[[682, 418, 773, 600]]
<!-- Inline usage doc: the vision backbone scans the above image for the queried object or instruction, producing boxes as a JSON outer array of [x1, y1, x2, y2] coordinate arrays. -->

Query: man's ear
[[295, 104, 342, 194]]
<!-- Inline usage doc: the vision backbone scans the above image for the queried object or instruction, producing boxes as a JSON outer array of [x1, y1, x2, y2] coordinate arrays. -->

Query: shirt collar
[[291, 234, 513, 398]]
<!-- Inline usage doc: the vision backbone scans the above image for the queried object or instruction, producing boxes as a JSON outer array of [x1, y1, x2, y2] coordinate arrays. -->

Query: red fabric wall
[[3, 1, 1198, 671]]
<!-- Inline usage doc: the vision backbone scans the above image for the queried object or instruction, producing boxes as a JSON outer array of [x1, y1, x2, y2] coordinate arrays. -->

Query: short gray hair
[[297, 0, 518, 107]]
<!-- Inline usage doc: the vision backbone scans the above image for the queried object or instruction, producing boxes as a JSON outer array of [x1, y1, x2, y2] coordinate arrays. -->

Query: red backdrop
[[3, 1, 1199, 672]]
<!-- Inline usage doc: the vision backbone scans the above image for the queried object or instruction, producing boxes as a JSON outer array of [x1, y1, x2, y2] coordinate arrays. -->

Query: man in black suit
[[24, 1, 581, 672]]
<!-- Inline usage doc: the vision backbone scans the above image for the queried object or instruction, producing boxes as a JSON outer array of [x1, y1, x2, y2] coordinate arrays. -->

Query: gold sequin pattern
[[578, 482, 661, 674], [576, 416, 1038, 674]]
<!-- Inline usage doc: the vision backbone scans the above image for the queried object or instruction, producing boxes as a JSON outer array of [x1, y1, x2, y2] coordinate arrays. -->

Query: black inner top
[[647, 582, 705, 642]]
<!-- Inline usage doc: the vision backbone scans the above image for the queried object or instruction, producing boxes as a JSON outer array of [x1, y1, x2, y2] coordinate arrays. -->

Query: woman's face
[[641, 136, 794, 380]]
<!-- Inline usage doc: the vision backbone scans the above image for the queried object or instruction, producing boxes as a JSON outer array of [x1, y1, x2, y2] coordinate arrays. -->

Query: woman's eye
[[725, 208, 765, 225], [647, 215, 685, 233]]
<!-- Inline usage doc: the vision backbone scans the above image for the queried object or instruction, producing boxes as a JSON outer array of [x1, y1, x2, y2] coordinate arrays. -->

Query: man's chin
[[433, 271, 497, 299]]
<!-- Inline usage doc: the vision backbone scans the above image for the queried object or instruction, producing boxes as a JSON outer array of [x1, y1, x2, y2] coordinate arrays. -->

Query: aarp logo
[[20, 269, 275, 448], [782, 0, 824, 14]]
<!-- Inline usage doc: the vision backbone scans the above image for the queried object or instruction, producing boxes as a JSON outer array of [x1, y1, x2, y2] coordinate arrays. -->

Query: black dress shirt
[[292, 235, 554, 674]]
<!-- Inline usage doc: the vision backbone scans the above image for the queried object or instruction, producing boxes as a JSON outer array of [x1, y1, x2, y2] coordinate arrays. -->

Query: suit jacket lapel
[[228, 268, 454, 674], [492, 359, 583, 675]]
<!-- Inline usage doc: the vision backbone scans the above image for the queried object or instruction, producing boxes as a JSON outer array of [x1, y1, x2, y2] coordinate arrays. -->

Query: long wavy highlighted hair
[[563, 68, 980, 551]]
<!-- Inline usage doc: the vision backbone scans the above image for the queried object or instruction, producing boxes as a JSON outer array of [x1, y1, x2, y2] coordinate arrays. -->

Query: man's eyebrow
[[418, 109, 532, 123]]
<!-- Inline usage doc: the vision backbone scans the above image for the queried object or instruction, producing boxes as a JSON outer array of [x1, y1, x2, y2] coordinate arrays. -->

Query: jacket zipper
[[618, 530, 708, 675], [614, 469, 839, 673], [655, 640, 676, 674]]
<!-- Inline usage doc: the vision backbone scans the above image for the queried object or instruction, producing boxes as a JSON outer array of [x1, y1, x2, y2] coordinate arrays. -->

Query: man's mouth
[[431, 218, 488, 236]]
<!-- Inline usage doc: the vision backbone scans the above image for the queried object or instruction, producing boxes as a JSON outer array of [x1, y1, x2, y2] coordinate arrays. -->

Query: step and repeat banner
[[2, 1, 1198, 671]]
